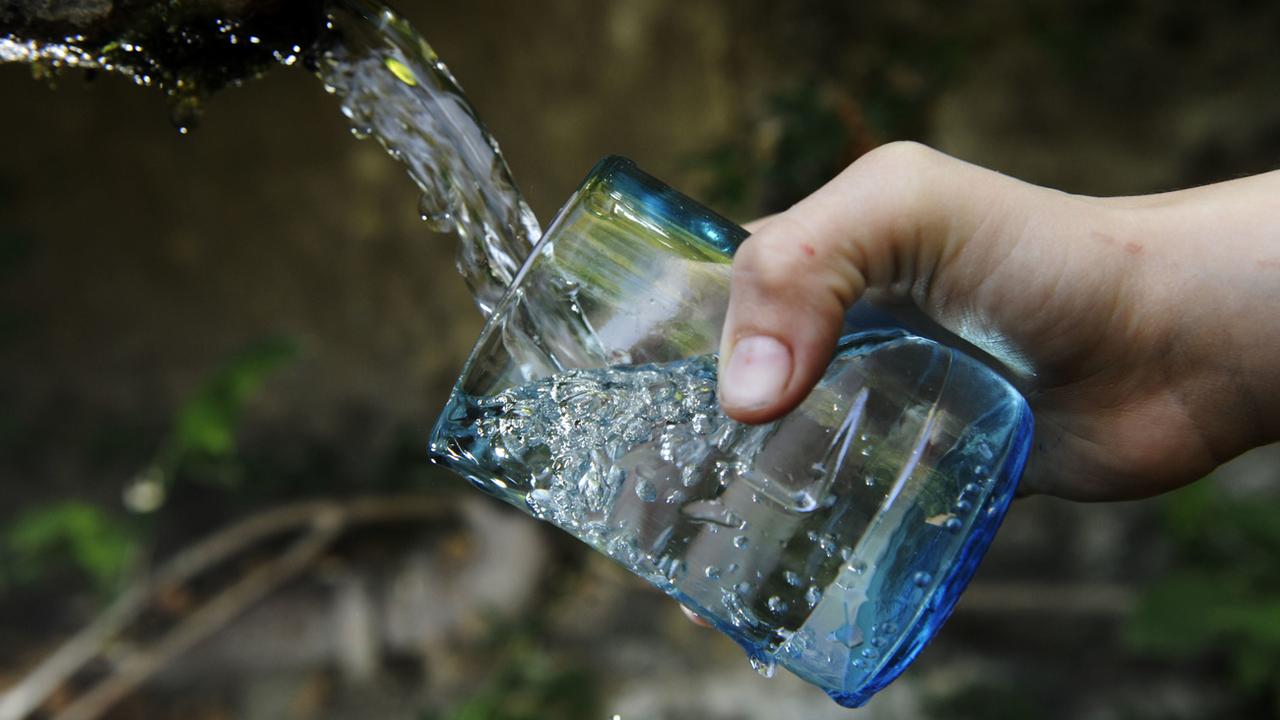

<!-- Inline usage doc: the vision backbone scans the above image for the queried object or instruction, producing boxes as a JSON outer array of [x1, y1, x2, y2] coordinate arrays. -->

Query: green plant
[[1127, 479, 1280, 708], [422, 631, 600, 720], [2, 337, 299, 594], [2, 501, 135, 593], [925, 680, 1042, 720], [138, 336, 298, 496]]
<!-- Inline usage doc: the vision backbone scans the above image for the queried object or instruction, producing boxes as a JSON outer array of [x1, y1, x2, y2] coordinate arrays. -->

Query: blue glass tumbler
[[430, 157, 1033, 707]]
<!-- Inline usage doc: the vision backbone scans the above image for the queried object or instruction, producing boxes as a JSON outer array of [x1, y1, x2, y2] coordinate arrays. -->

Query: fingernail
[[720, 335, 791, 410]]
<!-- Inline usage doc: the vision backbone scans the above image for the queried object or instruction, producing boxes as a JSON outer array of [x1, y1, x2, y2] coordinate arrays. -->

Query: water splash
[[312, 0, 541, 315]]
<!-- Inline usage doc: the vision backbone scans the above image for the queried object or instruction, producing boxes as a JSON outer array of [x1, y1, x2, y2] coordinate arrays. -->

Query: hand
[[717, 142, 1280, 501]]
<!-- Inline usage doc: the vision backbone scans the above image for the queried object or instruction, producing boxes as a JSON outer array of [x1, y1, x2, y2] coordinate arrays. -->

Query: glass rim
[[447, 154, 747, 390]]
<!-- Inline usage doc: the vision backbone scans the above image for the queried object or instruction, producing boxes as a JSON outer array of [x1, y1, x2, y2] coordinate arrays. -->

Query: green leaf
[[4, 501, 135, 591], [170, 337, 298, 463], [1126, 570, 1226, 657]]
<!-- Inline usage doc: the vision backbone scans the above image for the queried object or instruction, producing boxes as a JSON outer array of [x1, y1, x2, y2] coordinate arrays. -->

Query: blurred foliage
[[693, 0, 1280, 219], [925, 680, 1042, 720], [147, 336, 298, 491], [422, 629, 600, 720], [694, 84, 860, 218], [1127, 480, 1280, 713], [690, 2, 977, 218], [1, 501, 134, 594], [1, 337, 297, 597], [0, 183, 34, 345]]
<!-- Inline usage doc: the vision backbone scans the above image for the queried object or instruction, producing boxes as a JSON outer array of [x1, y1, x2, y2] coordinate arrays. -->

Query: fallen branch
[[0, 495, 447, 720]]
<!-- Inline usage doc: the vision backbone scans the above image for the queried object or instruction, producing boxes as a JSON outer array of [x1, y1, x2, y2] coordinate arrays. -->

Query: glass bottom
[[430, 332, 1033, 706]]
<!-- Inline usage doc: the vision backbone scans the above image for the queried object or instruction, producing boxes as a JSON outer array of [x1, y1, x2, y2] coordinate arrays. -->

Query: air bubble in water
[[790, 489, 819, 512], [912, 571, 932, 587], [635, 479, 657, 502]]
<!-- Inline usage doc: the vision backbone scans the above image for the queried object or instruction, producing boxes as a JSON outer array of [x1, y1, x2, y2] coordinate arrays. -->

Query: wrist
[[1131, 178, 1280, 456]]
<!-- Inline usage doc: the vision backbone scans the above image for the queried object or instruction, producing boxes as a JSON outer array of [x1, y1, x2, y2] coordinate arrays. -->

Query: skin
[[715, 141, 1280, 502]]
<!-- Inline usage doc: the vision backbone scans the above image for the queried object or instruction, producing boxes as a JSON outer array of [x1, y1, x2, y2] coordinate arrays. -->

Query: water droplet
[[860, 646, 879, 659], [526, 488, 553, 517], [705, 565, 721, 580], [963, 482, 982, 495], [635, 478, 657, 502], [848, 560, 868, 575], [734, 581, 753, 595], [944, 517, 963, 532], [954, 499, 973, 513], [417, 194, 455, 231], [664, 489, 686, 505], [912, 571, 932, 588], [805, 585, 823, 606], [733, 535, 749, 549], [767, 596, 788, 614], [750, 655, 776, 678], [784, 485, 817, 511], [680, 464, 700, 487], [818, 535, 838, 557]]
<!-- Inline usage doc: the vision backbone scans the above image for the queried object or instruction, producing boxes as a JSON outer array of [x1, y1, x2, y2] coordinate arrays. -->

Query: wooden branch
[[52, 508, 346, 720], [0, 495, 446, 720]]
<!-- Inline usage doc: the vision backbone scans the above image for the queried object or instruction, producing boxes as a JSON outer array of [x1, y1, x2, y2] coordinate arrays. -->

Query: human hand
[[717, 142, 1280, 500]]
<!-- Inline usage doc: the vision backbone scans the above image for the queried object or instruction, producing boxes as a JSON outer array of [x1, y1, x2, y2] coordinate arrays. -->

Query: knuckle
[[852, 140, 939, 176], [734, 216, 822, 293], [843, 142, 940, 211], [733, 213, 859, 315], [841, 142, 951, 243]]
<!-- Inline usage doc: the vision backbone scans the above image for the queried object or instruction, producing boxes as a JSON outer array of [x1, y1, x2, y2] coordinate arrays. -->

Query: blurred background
[[3, 1, 1280, 718]]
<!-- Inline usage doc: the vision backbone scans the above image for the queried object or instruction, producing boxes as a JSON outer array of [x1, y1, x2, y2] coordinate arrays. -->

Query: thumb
[[717, 142, 975, 423]]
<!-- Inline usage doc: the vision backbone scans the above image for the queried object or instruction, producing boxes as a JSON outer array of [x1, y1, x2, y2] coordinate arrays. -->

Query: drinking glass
[[430, 156, 1033, 707]]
